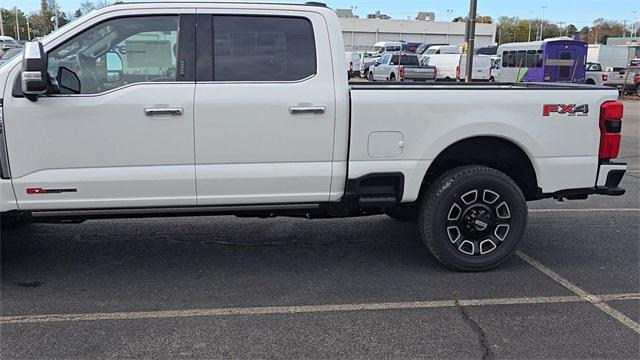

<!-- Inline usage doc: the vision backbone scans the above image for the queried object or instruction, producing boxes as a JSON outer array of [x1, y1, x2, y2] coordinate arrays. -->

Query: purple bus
[[494, 38, 588, 83]]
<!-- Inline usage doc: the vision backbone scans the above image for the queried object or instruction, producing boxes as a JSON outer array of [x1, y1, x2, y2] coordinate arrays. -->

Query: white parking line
[[516, 251, 640, 335], [529, 208, 640, 213], [2, 293, 639, 325]]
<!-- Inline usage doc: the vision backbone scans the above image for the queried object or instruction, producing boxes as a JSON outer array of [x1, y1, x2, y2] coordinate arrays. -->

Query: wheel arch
[[419, 136, 540, 201]]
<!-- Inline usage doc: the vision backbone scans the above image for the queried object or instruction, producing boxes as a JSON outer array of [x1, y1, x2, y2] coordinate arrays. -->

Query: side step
[[347, 173, 405, 209], [358, 195, 398, 208]]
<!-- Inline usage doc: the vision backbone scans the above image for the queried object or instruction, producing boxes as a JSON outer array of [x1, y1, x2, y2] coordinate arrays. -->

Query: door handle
[[289, 106, 326, 115], [144, 107, 183, 116]]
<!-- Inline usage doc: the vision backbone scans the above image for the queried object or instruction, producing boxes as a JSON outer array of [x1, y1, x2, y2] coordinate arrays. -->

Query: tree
[[0, 8, 29, 40], [566, 24, 578, 37]]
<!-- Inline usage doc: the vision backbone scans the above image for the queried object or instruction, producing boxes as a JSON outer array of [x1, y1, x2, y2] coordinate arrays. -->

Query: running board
[[28, 203, 321, 220]]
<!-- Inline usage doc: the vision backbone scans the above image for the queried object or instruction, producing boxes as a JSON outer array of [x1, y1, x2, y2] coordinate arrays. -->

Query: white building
[[339, 18, 497, 52]]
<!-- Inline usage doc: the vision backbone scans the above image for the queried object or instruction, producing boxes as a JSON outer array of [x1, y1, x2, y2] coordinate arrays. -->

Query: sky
[[2, 0, 639, 27]]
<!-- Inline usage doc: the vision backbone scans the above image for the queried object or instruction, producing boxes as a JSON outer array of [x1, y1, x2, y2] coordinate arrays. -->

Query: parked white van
[[423, 54, 492, 81], [458, 54, 493, 81], [367, 41, 402, 57], [423, 45, 461, 55], [346, 51, 364, 78]]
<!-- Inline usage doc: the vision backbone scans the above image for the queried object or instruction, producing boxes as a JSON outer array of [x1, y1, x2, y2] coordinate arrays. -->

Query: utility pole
[[528, 11, 533, 42], [14, 8, 20, 41], [51, 1, 59, 31], [26, 16, 31, 40], [0, 10, 4, 37], [540, 6, 546, 40], [464, 0, 478, 83]]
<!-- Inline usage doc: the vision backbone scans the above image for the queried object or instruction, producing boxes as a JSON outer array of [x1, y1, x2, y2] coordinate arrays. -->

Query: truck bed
[[347, 81, 619, 203]]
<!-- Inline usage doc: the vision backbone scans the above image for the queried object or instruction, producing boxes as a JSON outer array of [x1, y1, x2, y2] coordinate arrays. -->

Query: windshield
[[425, 48, 438, 55], [0, 48, 23, 68], [416, 44, 428, 54]]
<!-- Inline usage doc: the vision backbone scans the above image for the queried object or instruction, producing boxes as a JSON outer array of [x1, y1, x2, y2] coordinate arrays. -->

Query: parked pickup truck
[[369, 53, 437, 82], [585, 62, 612, 86], [0, 2, 627, 271]]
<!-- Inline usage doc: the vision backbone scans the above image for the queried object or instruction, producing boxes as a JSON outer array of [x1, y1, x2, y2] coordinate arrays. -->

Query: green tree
[[566, 24, 578, 37], [1, 8, 29, 40]]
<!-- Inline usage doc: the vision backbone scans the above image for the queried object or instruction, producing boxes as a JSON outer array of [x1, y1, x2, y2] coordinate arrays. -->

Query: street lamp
[[540, 6, 546, 40], [528, 11, 534, 42]]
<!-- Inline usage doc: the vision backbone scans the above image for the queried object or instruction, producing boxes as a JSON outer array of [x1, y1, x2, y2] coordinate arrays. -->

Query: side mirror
[[21, 42, 48, 99], [58, 67, 81, 94], [105, 51, 123, 82]]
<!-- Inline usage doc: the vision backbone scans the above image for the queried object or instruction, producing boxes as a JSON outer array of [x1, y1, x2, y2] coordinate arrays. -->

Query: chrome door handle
[[144, 108, 183, 116], [289, 106, 326, 115]]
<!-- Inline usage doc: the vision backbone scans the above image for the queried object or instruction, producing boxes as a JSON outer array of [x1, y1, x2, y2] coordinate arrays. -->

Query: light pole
[[540, 6, 546, 40], [0, 10, 4, 37], [464, 0, 478, 82], [528, 11, 533, 41], [14, 7, 20, 41]]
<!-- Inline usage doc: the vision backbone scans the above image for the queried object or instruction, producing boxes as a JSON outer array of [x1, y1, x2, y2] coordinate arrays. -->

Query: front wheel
[[418, 165, 527, 271], [368, 72, 374, 82]]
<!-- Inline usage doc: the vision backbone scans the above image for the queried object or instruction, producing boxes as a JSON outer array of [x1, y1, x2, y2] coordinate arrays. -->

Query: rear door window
[[212, 16, 316, 82]]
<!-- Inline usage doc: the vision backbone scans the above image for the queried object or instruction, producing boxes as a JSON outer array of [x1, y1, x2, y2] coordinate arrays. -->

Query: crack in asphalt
[[455, 299, 495, 360]]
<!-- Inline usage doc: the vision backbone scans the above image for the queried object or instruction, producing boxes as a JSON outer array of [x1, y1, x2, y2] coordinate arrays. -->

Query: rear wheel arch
[[419, 136, 539, 201]]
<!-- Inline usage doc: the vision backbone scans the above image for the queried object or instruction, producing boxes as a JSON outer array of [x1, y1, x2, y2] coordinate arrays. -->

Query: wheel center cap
[[473, 219, 489, 231], [463, 206, 492, 234]]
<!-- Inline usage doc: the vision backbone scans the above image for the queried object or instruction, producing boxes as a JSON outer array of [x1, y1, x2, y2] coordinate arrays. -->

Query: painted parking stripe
[[2, 293, 639, 325], [517, 251, 640, 335], [529, 208, 640, 213]]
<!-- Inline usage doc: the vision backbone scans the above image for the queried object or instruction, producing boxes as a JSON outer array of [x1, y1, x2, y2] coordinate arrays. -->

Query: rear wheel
[[418, 165, 527, 271], [390, 74, 396, 82], [368, 71, 374, 82]]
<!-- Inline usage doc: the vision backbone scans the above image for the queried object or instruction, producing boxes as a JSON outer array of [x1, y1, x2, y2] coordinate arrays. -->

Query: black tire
[[1, 216, 27, 231], [390, 74, 396, 82], [585, 79, 595, 85], [418, 165, 527, 271], [368, 72, 374, 82], [386, 205, 419, 223]]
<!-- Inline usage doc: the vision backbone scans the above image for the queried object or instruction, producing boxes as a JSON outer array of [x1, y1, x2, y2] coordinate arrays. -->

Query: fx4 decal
[[543, 104, 589, 117]]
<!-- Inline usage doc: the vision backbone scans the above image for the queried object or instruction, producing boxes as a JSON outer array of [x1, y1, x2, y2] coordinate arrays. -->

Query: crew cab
[[368, 53, 437, 82], [0, 2, 627, 271]]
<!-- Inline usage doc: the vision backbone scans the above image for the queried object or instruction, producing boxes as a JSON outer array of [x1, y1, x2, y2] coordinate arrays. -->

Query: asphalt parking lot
[[1, 101, 639, 359]]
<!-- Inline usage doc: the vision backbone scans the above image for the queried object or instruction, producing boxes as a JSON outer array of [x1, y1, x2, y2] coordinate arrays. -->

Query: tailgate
[[403, 67, 436, 80]]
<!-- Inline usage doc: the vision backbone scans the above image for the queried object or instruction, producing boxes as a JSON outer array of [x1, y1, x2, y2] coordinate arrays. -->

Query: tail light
[[602, 74, 608, 82], [599, 101, 623, 160], [399, 65, 405, 80]]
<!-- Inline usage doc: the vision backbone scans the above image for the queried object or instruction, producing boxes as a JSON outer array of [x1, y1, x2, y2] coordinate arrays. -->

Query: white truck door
[[3, 12, 197, 210], [193, 11, 337, 205]]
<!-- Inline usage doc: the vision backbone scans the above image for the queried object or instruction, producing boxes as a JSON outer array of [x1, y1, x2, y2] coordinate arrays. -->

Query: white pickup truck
[[0, 2, 628, 271]]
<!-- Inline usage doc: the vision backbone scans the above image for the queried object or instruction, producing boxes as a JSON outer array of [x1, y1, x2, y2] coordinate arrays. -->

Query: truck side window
[[212, 16, 316, 82], [47, 16, 179, 94]]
